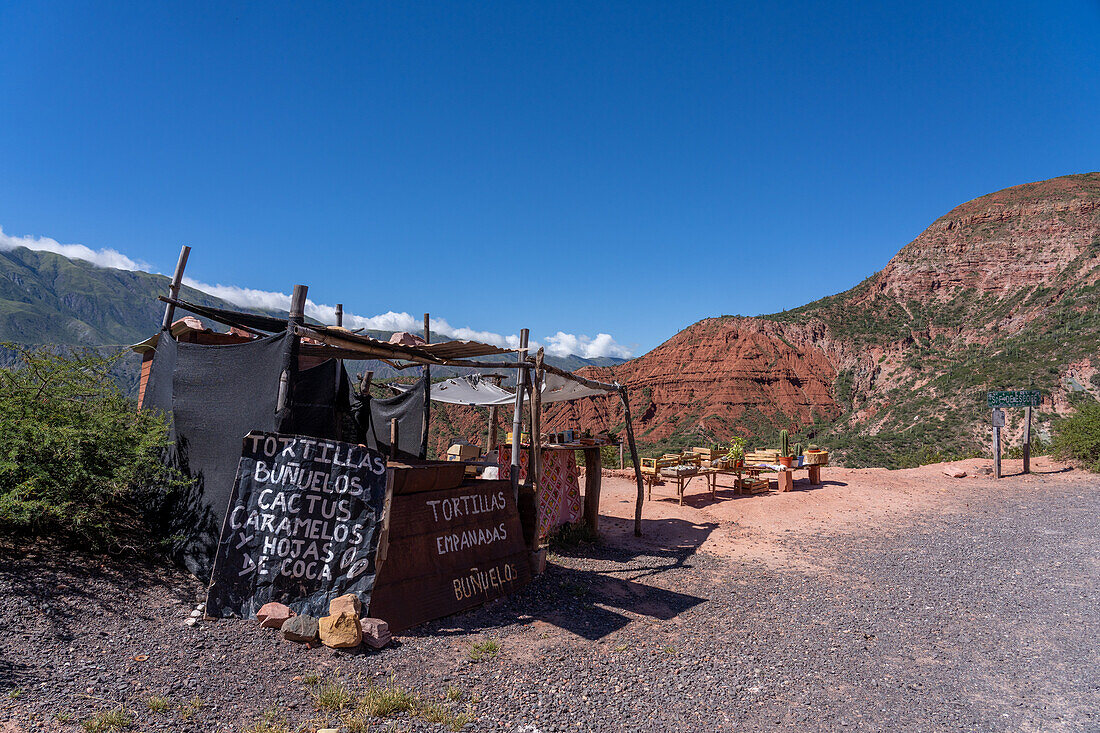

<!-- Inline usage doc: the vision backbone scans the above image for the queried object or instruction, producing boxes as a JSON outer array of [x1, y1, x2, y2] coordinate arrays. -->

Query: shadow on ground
[[410, 520, 714, 642]]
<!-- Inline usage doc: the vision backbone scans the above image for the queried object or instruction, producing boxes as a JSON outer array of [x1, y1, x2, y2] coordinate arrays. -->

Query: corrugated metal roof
[[302, 325, 516, 363], [158, 297, 517, 364], [420, 339, 517, 360]]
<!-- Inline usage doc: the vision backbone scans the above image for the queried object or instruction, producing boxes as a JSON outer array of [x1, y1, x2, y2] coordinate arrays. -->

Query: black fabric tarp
[[205, 433, 389, 619], [142, 332, 358, 577], [354, 377, 428, 460], [143, 333, 285, 576]]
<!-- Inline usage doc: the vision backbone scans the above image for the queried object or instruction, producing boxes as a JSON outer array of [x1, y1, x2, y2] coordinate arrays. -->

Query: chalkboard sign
[[368, 479, 531, 632], [206, 432, 389, 618], [987, 390, 1042, 408]]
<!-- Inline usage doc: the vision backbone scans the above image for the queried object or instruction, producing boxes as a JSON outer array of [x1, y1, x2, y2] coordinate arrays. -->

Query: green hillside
[[0, 246, 236, 346]]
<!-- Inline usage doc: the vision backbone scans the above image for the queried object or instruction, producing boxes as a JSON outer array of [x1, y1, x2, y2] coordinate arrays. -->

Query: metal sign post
[[991, 408, 1005, 479], [986, 391, 1042, 478]]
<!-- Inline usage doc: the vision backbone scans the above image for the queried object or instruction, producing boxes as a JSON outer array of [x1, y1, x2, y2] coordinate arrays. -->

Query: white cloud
[[1, 224, 634, 359], [543, 331, 634, 360], [0, 225, 149, 271], [184, 280, 633, 358]]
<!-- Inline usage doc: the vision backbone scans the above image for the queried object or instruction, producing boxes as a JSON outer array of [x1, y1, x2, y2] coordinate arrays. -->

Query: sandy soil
[[589, 456, 1081, 570]]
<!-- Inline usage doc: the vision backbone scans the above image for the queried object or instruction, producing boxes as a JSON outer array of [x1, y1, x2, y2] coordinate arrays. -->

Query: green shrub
[[0, 344, 180, 548], [1050, 400, 1100, 472]]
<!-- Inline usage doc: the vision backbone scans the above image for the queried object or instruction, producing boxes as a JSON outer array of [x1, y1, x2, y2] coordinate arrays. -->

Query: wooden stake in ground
[[1023, 405, 1032, 474], [486, 375, 503, 452], [619, 385, 645, 537], [529, 348, 544, 546], [422, 313, 430, 460], [992, 408, 1003, 479], [509, 329, 529, 500]]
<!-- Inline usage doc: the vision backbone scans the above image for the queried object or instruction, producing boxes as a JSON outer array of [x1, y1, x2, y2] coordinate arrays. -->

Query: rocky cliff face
[[545, 173, 1100, 466], [864, 175, 1100, 303]]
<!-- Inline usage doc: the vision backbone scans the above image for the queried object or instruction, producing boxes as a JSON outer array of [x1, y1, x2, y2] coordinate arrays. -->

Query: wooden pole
[[619, 442, 625, 470], [486, 375, 503, 453], [583, 446, 602, 531], [334, 304, 345, 425], [161, 245, 191, 330], [288, 285, 308, 325], [1023, 406, 1032, 475], [422, 313, 431, 460], [619, 386, 645, 537], [390, 417, 399, 461], [536, 360, 618, 392], [277, 284, 308, 414], [510, 329, 530, 500], [992, 409, 1002, 480], [529, 349, 544, 546]]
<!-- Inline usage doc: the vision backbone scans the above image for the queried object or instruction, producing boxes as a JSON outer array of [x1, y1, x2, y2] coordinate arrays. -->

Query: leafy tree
[[0, 344, 181, 548], [1050, 399, 1100, 473]]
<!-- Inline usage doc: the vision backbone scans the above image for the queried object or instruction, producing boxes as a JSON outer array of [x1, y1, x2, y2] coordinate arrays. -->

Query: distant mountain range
[[0, 245, 625, 386], [431, 173, 1100, 466]]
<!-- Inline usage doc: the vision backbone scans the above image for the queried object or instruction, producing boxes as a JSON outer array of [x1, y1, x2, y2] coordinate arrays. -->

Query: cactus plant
[[794, 442, 803, 457], [780, 429, 790, 457]]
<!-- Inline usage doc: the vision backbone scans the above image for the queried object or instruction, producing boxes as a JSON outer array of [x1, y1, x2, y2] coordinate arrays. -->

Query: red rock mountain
[[433, 173, 1100, 467]]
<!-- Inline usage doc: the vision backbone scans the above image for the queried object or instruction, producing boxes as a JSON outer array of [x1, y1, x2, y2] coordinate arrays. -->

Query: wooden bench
[[641, 453, 712, 505]]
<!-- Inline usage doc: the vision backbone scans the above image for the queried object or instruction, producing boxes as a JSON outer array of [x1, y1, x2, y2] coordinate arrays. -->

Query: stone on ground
[[360, 617, 391, 649], [943, 468, 968, 478], [256, 602, 295, 629], [282, 614, 319, 643], [328, 593, 362, 617], [319, 611, 362, 648]]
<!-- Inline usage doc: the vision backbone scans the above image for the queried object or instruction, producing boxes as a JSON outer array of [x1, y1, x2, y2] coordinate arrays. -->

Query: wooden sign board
[[368, 479, 531, 632], [987, 390, 1041, 408], [991, 408, 1005, 427]]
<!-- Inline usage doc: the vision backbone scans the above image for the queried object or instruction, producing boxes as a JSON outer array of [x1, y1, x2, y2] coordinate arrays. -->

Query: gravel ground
[[1, 474, 1097, 732]]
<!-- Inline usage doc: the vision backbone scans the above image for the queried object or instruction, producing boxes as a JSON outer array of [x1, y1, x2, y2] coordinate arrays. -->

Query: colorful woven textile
[[498, 446, 582, 539]]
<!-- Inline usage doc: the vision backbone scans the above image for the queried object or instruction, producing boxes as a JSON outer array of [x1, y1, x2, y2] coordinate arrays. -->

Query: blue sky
[[1, 1, 1098, 357]]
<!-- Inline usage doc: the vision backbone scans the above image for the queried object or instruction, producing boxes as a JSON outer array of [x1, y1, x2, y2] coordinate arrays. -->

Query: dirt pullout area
[[590, 456, 1078, 569], [2, 459, 1097, 732]]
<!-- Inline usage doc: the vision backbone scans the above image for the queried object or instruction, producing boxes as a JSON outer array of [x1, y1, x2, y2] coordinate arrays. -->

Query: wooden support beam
[[1023, 406, 1032, 474], [277, 284, 307, 414], [422, 313, 431, 460], [510, 329, 530, 500], [535, 360, 618, 393], [161, 245, 191, 330], [288, 285, 307, 325], [486, 374, 503, 452], [294, 323, 534, 370], [390, 418, 399, 460], [619, 386, 645, 537], [992, 408, 1002, 480], [583, 446, 602, 531], [529, 349, 544, 547]]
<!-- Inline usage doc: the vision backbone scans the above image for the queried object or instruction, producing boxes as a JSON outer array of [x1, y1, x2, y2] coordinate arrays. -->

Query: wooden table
[[541, 442, 619, 530], [708, 463, 824, 494]]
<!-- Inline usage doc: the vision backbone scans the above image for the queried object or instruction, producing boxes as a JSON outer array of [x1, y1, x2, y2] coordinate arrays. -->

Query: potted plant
[[725, 436, 747, 468], [778, 430, 794, 468]]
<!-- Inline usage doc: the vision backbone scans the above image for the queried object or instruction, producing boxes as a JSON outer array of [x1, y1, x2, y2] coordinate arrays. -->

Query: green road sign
[[987, 390, 1042, 408]]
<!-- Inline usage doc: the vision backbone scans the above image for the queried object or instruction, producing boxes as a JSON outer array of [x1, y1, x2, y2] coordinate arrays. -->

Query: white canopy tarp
[[396, 372, 614, 406]]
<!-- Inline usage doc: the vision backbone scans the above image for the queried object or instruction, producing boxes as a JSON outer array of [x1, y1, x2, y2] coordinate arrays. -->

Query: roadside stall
[[134, 245, 646, 635]]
